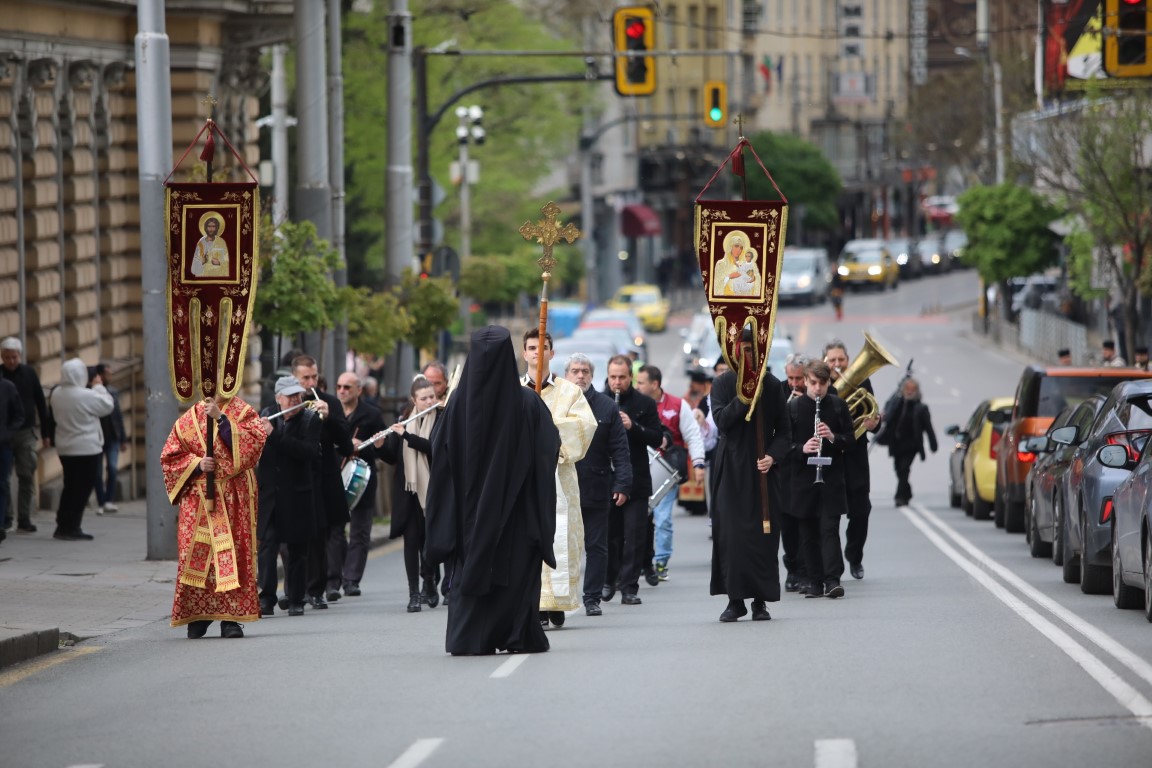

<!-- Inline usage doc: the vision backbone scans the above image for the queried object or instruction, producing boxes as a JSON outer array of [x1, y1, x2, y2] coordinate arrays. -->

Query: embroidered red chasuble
[[163, 398, 267, 627]]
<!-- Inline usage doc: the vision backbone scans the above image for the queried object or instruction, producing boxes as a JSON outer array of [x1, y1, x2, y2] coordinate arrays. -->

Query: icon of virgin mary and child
[[710, 230, 761, 298]]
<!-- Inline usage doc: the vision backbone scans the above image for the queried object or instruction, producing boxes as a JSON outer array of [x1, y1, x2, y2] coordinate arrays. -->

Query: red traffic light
[[625, 19, 646, 39]]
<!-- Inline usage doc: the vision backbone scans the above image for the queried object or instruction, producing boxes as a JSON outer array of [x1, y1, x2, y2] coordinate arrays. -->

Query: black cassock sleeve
[[762, 379, 792, 461]]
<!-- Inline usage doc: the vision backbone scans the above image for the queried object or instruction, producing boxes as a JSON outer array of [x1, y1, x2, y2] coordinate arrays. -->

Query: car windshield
[[1035, 376, 1146, 418], [783, 253, 814, 271], [625, 291, 659, 304], [844, 249, 884, 264]]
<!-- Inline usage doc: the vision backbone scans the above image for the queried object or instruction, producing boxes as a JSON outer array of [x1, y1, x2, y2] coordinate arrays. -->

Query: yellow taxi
[[607, 283, 670, 332], [836, 239, 899, 291]]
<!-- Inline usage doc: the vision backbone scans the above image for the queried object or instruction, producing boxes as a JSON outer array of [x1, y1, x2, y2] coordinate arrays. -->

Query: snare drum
[[647, 447, 680, 512], [341, 457, 372, 509]]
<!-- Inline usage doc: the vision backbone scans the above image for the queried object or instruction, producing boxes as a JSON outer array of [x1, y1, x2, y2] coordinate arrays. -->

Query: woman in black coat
[[885, 376, 938, 506], [381, 376, 440, 612]]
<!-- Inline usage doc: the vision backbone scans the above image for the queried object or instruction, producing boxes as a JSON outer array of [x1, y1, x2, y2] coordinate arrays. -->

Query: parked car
[[837, 239, 898, 291], [1023, 396, 1106, 559], [777, 246, 831, 305], [944, 397, 1014, 519], [577, 318, 648, 361], [569, 327, 637, 357], [1060, 380, 1152, 593], [548, 337, 617, 388], [995, 365, 1152, 533], [916, 235, 949, 275], [686, 330, 794, 379], [941, 229, 968, 269], [583, 308, 648, 353], [886, 237, 923, 280], [1097, 438, 1152, 618], [606, 283, 669, 333]]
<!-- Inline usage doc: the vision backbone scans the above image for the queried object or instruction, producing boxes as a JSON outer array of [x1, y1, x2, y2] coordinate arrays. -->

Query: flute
[[353, 402, 441, 451]]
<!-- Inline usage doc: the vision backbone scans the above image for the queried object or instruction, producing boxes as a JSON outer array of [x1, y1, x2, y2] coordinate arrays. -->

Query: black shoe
[[422, 578, 439, 608], [186, 620, 211, 639], [541, 616, 550, 628], [584, 601, 602, 616], [277, 597, 290, 610], [644, 568, 660, 587], [804, 583, 825, 598], [719, 601, 747, 622], [849, 562, 864, 580], [326, 589, 342, 602], [751, 600, 771, 621], [601, 584, 616, 602], [621, 593, 642, 605], [785, 573, 800, 592], [288, 604, 305, 616], [825, 582, 845, 599], [52, 529, 93, 541], [894, 498, 909, 507], [308, 595, 328, 609], [260, 602, 275, 617], [549, 611, 566, 628], [17, 522, 37, 533], [407, 592, 422, 612], [343, 583, 361, 597], [220, 621, 244, 639]]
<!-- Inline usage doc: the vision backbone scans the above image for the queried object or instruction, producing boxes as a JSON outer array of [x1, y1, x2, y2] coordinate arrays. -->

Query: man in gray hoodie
[[51, 359, 114, 540]]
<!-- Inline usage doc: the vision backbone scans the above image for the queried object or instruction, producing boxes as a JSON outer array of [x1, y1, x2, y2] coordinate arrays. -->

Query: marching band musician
[[780, 354, 809, 593], [824, 339, 881, 581], [708, 329, 791, 623], [333, 372, 386, 600], [786, 360, 854, 599], [380, 376, 441, 613]]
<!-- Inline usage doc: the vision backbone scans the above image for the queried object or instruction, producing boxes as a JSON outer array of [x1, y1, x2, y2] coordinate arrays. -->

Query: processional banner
[[694, 139, 788, 420]]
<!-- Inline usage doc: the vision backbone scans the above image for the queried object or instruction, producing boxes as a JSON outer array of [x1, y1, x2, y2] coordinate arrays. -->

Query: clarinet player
[[786, 359, 854, 599]]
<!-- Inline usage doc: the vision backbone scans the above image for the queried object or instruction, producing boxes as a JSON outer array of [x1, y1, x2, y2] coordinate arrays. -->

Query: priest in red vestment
[[163, 396, 271, 638]]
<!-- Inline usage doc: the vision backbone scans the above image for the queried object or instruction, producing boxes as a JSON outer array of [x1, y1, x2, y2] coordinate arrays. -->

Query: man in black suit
[[258, 376, 323, 616], [564, 353, 632, 617], [602, 355, 665, 606], [824, 340, 880, 580], [292, 355, 354, 610]]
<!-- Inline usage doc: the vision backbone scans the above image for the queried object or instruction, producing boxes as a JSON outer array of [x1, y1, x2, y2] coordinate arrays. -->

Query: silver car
[[778, 247, 830, 306]]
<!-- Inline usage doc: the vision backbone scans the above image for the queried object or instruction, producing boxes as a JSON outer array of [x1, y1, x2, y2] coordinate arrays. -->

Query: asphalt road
[[3, 271, 1152, 767]]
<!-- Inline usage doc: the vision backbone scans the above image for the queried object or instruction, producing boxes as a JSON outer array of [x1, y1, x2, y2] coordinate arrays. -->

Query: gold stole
[[176, 409, 241, 592]]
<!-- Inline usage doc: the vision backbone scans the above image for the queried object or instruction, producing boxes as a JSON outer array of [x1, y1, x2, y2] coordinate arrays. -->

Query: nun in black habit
[[424, 326, 561, 655], [708, 333, 792, 622]]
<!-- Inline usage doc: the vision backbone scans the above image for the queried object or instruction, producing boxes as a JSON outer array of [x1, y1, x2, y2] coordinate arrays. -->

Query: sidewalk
[[0, 498, 390, 670]]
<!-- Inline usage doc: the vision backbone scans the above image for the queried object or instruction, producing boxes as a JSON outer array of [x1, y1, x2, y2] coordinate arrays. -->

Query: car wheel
[[1029, 497, 1052, 558], [1113, 521, 1141, 609], [949, 481, 961, 509], [973, 494, 992, 521], [1080, 516, 1111, 595], [1061, 503, 1080, 584], [1052, 497, 1065, 566], [1005, 499, 1025, 534], [1144, 526, 1152, 622], [993, 489, 1006, 528]]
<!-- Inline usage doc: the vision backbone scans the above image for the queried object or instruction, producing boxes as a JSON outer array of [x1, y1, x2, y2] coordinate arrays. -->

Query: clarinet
[[811, 395, 827, 484]]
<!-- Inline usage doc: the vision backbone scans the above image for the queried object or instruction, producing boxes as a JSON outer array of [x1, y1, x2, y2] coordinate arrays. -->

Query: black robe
[[257, 408, 322, 544], [708, 370, 792, 602], [786, 393, 855, 518], [424, 326, 560, 655]]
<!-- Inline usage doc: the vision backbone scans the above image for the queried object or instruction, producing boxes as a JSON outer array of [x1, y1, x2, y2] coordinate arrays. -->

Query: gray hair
[[0, 337, 21, 352], [564, 353, 594, 376], [823, 338, 848, 357], [784, 353, 809, 371]]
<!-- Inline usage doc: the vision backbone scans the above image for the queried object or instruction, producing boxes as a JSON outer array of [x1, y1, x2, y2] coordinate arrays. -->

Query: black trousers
[[616, 496, 650, 595], [306, 526, 334, 598], [893, 451, 916, 502], [581, 501, 611, 603], [340, 500, 375, 588], [401, 503, 434, 593], [798, 514, 844, 590], [259, 524, 306, 607], [843, 489, 872, 566], [56, 454, 101, 534], [781, 512, 804, 580]]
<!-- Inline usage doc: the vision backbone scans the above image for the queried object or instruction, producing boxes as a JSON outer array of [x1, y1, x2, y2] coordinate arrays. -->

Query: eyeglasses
[[336, 384, 355, 390]]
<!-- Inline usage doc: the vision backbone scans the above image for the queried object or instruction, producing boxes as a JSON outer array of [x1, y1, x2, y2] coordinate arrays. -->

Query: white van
[[778, 246, 830, 305]]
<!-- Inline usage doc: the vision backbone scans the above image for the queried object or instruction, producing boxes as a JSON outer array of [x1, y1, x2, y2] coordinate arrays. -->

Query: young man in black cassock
[[786, 359, 855, 599], [709, 333, 792, 622], [424, 326, 560, 655]]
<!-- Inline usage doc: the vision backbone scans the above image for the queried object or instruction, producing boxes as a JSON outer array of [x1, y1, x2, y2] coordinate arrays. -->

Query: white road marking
[[913, 502, 1152, 689], [903, 505, 1152, 733], [814, 738, 857, 768], [490, 653, 529, 678], [386, 738, 445, 768], [950, 388, 961, 399]]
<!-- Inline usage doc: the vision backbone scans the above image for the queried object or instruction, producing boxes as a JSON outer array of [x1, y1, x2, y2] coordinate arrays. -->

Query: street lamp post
[[455, 105, 484, 266], [955, 46, 1004, 184]]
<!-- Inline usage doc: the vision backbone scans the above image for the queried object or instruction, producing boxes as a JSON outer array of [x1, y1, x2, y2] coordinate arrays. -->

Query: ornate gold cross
[[734, 113, 746, 138], [519, 201, 582, 282]]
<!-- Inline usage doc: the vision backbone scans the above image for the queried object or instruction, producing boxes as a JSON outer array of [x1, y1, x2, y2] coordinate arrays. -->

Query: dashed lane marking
[[490, 653, 529, 679], [814, 738, 857, 768], [386, 738, 445, 768]]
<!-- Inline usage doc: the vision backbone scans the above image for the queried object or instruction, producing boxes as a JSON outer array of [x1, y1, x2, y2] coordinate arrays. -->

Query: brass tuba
[[833, 332, 899, 439]]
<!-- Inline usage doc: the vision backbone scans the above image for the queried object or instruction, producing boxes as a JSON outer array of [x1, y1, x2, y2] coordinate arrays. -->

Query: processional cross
[[519, 201, 582, 393]]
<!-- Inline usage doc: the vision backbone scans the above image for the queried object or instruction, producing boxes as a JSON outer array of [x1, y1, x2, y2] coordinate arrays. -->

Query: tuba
[[833, 332, 899, 439]]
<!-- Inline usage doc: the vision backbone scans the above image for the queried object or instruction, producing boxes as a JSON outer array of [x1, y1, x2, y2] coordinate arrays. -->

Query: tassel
[[731, 147, 745, 178], [199, 129, 216, 163]]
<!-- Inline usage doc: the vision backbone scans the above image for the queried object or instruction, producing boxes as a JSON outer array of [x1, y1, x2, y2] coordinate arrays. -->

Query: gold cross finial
[[734, 113, 746, 139], [519, 201, 581, 281]]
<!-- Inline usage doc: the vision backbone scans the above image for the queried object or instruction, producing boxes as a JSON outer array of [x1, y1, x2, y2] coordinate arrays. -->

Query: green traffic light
[[709, 107, 723, 122]]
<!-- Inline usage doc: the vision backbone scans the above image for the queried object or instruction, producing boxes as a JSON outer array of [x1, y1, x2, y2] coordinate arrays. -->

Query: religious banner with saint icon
[[164, 118, 260, 403], [694, 138, 788, 419]]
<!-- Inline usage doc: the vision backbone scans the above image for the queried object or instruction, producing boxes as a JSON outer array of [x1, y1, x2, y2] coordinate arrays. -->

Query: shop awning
[[621, 203, 662, 237]]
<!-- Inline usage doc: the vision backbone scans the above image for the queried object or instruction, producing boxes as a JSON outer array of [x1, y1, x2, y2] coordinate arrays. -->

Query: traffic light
[[1105, 0, 1152, 77], [613, 6, 655, 97], [703, 81, 727, 128]]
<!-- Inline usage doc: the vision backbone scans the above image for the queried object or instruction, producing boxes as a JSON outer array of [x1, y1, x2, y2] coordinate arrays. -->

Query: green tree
[[954, 183, 1061, 317], [343, 286, 410, 359], [398, 270, 460, 352], [255, 217, 344, 345], [744, 131, 842, 241]]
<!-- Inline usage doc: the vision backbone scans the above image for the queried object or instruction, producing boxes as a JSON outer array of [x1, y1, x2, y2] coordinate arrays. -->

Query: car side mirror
[[945, 424, 960, 436], [1021, 436, 1051, 453], [1097, 444, 1132, 469], [1049, 425, 1079, 445]]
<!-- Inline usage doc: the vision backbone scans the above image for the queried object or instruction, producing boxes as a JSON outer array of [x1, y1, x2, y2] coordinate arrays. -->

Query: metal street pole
[[271, 45, 290, 224], [328, 0, 348, 372], [135, 0, 179, 559], [993, 59, 1005, 184], [386, 1, 415, 396]]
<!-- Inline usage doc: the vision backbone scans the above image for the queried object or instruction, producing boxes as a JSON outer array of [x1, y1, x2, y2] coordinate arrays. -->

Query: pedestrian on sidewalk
[[0, 376, 24, 541], [50, 359, 114, 541], [163, 395, 271, 639], [88, 364, 127, 516], [1, 337, 49, 534]]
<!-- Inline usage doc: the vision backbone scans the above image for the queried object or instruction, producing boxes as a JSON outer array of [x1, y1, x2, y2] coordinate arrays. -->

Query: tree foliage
[[343, 286, 410, 358], [398, 270, 460, 351], [744, 131, 842, 239], [954, 182, 1060, 284], [255, 217, 344, 339]]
